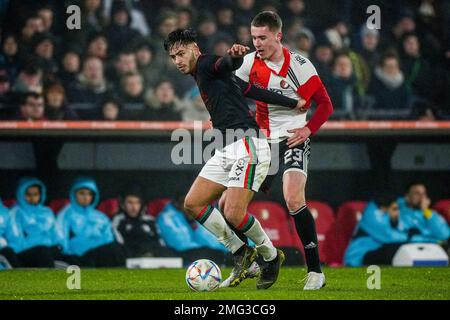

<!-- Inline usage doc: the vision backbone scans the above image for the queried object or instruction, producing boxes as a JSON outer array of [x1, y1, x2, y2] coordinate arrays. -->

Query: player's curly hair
[[163, 28, 198, 52]]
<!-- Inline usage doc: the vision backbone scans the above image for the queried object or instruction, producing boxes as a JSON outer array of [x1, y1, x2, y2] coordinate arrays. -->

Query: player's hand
[[420, 196, 431, 211], [294, 99, 308, 113], [227, 44, 250, 58], [287, 127, 311, 148]]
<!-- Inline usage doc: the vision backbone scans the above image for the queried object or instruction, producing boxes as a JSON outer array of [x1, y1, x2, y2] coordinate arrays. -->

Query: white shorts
[[199, 136, 271, 192]]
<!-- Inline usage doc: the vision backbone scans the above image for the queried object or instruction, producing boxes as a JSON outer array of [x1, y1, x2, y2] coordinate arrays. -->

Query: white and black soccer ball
[[185, 259, 222, 292]]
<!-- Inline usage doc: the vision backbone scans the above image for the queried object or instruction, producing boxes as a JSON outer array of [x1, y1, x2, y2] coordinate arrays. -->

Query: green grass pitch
[[1, 267, 449, 300]]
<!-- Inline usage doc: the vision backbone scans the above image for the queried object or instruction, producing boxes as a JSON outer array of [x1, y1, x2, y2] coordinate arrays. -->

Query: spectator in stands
[[324, 18, 351, 51], [110, 50, 139, 87], [133, 39, 161, 89], [180, 87, 210, 121], [7, 178, 59, 267], [98, 96, 122, 121], [20, 15, 45, 52], [156, 195, 229, 265], [77, 0, 107, 46], [234, 0, 257, 26], [388, 9, 417, 47], [14, 92, 46, 121], [196, 13, 221, 52], [311, 39, 334, 84], [400, 33, 441, 107], [32, 33, 59, 77], [37, 6, 55, 34], [58, 47, 82, 88], [176, 7, 196, 29], [12, 65, 43, 94], [285, 18, 305, 48], [212, 36, 234, 57], [367, 52, 409, 114], [118, 72, 150, 119], [0, 34, 21, 82], [105, 1, 140, 57], [216, 5, 235, 37], [149, 10, 178, 57], [86, 32, 109, 61], [112, 183, 170, 258], [397, 182, 449, 242], [235, 24, 252, 48], [0, 199, 21, 269], [357, 26, 381, 70], [344, 197, 409, 267], [294, 29, 315, 58], [280, 0, 313, 28], [44, 82, 78, 120], [56, 177, 126, 267], [327, 53, 357, 119], [0, 71, 13, 115], [67, 56, 110, 107], [144, 80, 183, 121]]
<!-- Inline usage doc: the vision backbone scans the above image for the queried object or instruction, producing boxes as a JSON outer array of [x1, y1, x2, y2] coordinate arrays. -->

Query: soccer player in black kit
[[164, 29, 305, 289]]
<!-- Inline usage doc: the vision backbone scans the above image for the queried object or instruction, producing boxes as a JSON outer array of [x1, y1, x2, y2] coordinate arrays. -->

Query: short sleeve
[[235, 52, 254, 82]]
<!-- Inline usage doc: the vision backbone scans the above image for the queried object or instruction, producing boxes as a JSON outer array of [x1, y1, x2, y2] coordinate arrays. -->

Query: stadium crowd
[[0, 0, 449, 121]]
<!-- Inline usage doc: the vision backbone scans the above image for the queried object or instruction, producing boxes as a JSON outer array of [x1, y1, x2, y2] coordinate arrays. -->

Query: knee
[[285, 195, 306, 212], [183, 196, 198, 217]]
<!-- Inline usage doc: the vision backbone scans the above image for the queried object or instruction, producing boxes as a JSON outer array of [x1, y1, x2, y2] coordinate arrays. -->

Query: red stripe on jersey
[[296, 75, 322, 103], [277, 47, 291, 78], [257, 47, 291, 78], [249, 58, 272, 137]]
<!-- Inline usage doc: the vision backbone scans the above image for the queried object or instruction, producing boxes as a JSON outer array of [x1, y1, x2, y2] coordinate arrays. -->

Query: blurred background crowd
[[0, 0, 449, 122]]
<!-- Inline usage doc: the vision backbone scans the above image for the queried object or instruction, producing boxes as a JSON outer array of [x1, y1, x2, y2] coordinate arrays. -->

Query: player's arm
[[211, 44, 250, 75], [304, 84, 334, 135], [235, 76, 302, 109], [287, 83, 333, 148]]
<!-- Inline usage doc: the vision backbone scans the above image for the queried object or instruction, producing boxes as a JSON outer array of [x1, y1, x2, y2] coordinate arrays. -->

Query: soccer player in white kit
[[235, 11, 333, 290]]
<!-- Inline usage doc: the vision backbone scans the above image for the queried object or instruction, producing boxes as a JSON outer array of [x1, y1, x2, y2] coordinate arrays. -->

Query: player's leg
[[224, 136, 284, 289], [282, 139, 325, 289], [218, 190, 261, 288], [224, 187, 277, 260], [184, 176, 245, 255]]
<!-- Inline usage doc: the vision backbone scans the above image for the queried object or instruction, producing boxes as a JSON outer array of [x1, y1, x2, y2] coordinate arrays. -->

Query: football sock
[[237, 213, 277, 262], [227, 221, 249, 245], [289, 205, 322, 273], [196, 205, 245, 254]]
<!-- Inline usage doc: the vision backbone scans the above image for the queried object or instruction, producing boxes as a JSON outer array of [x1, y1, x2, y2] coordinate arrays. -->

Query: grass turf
[[0, 267, 449, 300]]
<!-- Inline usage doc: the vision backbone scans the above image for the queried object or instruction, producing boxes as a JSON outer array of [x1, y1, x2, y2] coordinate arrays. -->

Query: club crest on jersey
[[280, 80, 289, 89]]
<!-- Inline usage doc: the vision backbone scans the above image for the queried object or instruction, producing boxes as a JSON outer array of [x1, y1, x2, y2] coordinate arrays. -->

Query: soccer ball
[[185, 259, 222, 292]]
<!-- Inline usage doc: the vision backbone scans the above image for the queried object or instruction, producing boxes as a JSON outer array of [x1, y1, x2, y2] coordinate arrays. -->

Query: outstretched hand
[[227, 44, 250, 58]]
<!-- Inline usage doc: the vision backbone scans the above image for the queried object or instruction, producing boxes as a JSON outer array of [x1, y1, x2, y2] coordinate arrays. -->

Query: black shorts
[[260, 138, 310, 193]]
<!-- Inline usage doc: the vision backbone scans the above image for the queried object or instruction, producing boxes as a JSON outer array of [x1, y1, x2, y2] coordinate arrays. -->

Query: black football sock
[[290, 205, 322, 273]]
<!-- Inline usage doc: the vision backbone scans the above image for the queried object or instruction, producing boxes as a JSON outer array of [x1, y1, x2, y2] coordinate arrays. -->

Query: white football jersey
[[235, 47, 323, 142]]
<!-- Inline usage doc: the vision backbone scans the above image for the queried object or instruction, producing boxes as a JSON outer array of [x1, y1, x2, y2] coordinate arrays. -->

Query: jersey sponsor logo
[[295, 55, 307, 65]]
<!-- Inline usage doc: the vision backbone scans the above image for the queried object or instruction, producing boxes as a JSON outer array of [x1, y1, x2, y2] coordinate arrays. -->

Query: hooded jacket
[[396, 197, 449, 243], [0, 199, 9, 249], [56, 178, 114, 256], [7, 178, 58, 253], [156, 203, 227, 252], [344, 200, 449, 266]]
